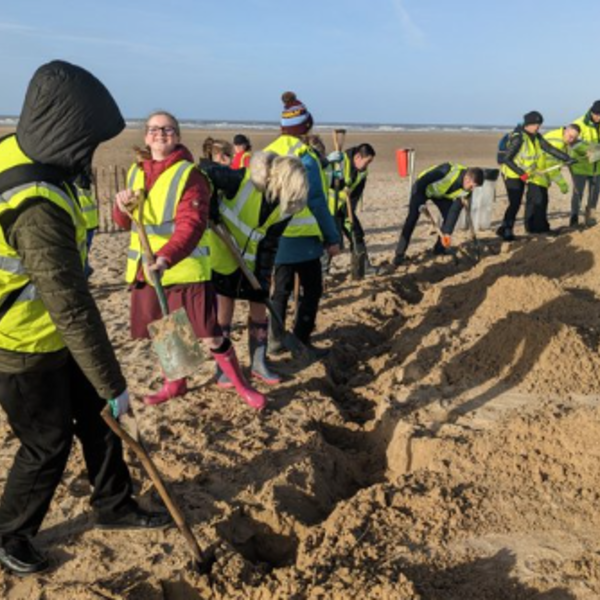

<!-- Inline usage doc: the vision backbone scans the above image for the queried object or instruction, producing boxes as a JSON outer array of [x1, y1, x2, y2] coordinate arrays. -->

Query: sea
[[0, 116, 509, 133]]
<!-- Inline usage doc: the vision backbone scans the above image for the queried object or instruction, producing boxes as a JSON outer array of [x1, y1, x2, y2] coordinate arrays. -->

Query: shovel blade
[[147, 308, 204, 380], [351, 251, 366, 280]]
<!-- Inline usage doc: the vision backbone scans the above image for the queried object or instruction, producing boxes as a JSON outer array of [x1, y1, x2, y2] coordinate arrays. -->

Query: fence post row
[[92, 165, 128, 233]]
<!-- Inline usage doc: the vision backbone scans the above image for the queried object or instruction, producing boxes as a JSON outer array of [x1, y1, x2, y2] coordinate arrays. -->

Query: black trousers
[[395, 194, 460, 257], [501, 177, 526, 228], [0, 355, 134, 540], [524, 184, 550, 233], [271, 259, 323, 344]]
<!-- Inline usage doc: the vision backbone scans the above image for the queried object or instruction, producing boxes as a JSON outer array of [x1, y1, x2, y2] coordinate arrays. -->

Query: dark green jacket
[[0, 61, 126, 399]]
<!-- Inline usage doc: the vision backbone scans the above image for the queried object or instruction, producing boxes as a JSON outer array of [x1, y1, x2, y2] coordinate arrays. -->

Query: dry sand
[[1, 126, 599, 599]]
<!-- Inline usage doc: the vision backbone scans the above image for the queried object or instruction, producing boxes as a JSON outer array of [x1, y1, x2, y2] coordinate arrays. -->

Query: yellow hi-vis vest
[[532, 128, 569, 188], [210, 171, 285, 275], [419, 163, 468, 200], [501, 132, 541, 180], [263, 135, 325, 240], [0, 136, 87, 353], [571, 114, 600, 176], [327, 153, 368, 215], [125, 161, 211, 285], [76, 185, 99, 230]]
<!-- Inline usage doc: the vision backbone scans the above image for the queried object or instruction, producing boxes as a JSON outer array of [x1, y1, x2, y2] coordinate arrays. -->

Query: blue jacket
[[275, 152, 340, 265]]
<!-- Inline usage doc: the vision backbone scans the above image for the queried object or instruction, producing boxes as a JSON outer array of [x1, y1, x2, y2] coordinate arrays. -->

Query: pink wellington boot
[[143, 378, 188, 406], [212, 345, 267, 411]]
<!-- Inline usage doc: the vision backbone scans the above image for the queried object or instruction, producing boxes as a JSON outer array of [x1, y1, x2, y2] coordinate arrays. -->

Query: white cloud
[[391, 0, 426, 47]]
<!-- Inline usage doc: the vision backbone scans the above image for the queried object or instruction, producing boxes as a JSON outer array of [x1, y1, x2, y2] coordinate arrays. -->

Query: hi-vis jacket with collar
[[125, 160, 211, 285], [210, 169, 285, 275], [0, 135, 87, 353], [263, 135, 326, 240]]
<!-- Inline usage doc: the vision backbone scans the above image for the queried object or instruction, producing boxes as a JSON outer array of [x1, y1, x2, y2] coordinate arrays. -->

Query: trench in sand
[[208, 231, 600, 596]]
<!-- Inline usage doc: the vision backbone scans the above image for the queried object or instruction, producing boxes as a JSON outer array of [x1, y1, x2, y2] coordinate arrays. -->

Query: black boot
[[95, 503, 173, 531], [0, 536, 49, 575], [496, 223, 515, 241]]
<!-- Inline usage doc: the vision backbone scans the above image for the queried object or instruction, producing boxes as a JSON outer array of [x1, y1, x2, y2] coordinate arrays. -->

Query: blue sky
[[0, 0, 598, 126]]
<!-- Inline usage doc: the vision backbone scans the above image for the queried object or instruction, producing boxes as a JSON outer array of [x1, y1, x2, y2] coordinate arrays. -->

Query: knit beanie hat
[[280, 91, 313, 136], [523, 110, 544, 126], [590, 100, 600, 116]]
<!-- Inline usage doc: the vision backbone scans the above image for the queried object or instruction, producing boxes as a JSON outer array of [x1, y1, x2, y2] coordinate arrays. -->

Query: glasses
[[146, 125, 178, 136]]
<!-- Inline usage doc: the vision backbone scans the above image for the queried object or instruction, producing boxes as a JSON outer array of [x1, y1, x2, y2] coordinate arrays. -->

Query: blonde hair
[[249, 151, 308, 216], [202, 137, 233, 162]]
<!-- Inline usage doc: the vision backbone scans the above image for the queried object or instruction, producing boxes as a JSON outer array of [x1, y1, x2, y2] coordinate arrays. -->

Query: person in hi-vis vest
[[526, 124, 581, 233], [393, 163, 484, 265], [263, 92, 341, 357], [205, 151, 308, 386], [231, 133, 252, 169], [569, 100, 600, 227], [113, 111, 266, 411], [0, 60, 171, 577], [497, 111, 574, 241]]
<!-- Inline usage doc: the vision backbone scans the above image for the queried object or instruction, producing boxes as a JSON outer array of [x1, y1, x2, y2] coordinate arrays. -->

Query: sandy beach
[[1, 126, 598, 599]]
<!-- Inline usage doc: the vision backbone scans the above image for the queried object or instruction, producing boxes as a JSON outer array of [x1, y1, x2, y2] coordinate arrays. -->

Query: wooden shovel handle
[[420, 202, 446, 241], [212, 223, 261, 291], [125, 193, 170, 316], [101, 406, 205, 566], [211, 222, 288, 331]]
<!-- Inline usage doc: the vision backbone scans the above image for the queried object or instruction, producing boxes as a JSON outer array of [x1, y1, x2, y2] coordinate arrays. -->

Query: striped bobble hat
[[280, 91, 313, 136]]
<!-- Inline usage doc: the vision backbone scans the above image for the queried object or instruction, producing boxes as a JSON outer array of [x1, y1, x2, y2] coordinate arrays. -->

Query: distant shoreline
[[0, 116, 516, 134]]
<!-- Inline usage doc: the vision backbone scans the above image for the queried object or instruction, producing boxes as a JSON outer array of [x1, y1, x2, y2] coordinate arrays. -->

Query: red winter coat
[[112, 144, 220, 339]]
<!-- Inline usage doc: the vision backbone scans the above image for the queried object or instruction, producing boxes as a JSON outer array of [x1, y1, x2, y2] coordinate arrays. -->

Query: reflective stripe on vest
[[263, 135, 324, 239], [0, 147, 87, 352], [419, 163, 467, 199], [501, 133, 542, 179], [210, 172, 285, 275], [125, 160, 212, 285], [76, 186, 99, 229]]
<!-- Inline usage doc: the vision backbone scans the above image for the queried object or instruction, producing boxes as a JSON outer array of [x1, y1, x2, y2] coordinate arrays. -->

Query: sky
[[0, 0, 598, 127]]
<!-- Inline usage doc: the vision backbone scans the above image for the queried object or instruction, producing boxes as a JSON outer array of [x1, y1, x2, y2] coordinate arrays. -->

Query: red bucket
[[396, 149, 410, 178]]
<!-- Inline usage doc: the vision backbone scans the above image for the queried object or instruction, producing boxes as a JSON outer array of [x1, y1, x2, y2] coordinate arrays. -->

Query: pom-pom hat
[[280, 91, 313, 136]]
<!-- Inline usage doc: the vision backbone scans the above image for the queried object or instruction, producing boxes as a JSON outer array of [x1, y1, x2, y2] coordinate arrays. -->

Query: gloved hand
[[519, 173, 530, 182], [327, 151, 344, 164], [440, 234, 452, 249], [566, 157, 578, 166], [108, 389, 130, 419], [558, 179, 569, 194]]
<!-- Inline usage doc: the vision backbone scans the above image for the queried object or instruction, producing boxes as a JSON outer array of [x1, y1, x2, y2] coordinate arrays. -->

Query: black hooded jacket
[[0, 61, 126, 399]]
